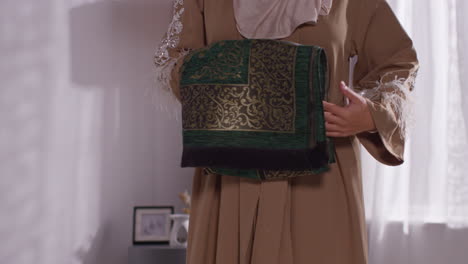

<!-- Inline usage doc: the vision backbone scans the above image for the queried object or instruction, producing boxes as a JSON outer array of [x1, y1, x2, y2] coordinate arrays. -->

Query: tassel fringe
[[358, 69, 418, 140]]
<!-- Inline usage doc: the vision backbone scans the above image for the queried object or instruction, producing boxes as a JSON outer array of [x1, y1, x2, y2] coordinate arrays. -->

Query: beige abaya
[[156, 0, 419, 263]]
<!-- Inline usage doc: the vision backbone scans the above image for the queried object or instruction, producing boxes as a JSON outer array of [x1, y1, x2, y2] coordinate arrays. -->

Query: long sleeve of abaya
[[351, 0, 419, 165]]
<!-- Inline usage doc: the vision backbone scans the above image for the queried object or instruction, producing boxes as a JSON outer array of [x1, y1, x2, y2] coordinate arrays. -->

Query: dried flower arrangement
[[178, 189, 191, 214]]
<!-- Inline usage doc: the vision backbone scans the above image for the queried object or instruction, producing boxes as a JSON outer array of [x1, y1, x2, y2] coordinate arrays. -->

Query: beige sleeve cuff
[[356, 97, 405, 166]]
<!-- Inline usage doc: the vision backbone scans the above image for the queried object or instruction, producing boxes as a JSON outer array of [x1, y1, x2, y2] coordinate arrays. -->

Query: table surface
[[128, 245, 186, 264]]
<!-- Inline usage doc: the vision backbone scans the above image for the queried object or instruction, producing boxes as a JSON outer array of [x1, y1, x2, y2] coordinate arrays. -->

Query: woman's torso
[[201, 0, 362, 168]]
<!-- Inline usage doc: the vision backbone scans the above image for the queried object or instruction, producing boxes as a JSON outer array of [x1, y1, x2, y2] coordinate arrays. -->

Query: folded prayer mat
[[179, 39, 335, 181]]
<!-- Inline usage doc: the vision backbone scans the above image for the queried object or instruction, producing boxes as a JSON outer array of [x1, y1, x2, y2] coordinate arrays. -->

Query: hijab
[[233, 0, 333, 39]]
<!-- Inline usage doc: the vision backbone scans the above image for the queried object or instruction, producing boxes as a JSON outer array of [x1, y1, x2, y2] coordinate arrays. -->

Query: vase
[[169, 213, 190, 247]]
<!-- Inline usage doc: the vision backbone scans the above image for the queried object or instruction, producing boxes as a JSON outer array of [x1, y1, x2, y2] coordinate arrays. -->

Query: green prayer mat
[[179, 39, 335, 181]]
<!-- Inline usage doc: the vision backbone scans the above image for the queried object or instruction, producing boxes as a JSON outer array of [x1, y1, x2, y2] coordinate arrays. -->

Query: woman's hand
[[322, 81, 377, 137]]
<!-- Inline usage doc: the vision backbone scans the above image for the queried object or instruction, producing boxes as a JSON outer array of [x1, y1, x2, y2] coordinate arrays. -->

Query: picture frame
[[132, 206, 174, 245]]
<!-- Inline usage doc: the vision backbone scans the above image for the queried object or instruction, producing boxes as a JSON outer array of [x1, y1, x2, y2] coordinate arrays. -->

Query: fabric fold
[[250, 179, 291, 264]]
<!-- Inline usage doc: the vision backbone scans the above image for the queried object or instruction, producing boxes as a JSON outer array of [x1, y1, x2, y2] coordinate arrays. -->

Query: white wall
[[0, 0, 194, 263]]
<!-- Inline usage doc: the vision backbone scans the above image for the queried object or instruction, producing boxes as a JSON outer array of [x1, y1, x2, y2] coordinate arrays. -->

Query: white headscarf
[[233, 0, 333, 39]]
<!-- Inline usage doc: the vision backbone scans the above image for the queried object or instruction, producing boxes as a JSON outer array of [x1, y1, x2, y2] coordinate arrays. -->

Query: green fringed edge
[[209, 163, 331, 181], [327, 138, 336, 163], [315, 46, 337, 165], [209, 167, 260, 180]]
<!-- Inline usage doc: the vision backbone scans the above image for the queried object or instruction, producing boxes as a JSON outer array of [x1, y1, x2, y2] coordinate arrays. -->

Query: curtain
[[0, 1, 190, 264], [361, 0, 468, 263]]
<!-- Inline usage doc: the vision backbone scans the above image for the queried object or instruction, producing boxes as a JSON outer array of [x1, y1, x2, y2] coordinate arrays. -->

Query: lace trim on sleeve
[[153, 0, 191, 95], [357, 69, 419, 140]]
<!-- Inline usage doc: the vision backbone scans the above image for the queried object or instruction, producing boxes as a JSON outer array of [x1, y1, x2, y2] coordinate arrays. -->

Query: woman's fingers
[[326, 131, 347, 137], [325, 119, 352, 137], [339, 81, 362, 105], [324, 111, 346, 125], [325, 122, 343, 132], [322, 101, 347, 118]]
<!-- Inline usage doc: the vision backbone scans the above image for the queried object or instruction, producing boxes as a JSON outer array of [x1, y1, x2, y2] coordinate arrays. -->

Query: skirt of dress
[[185, 160, 369, 264]]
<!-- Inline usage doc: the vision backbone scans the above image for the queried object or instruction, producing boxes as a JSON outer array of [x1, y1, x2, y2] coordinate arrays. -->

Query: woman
[[154, 0, 419, 263]]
